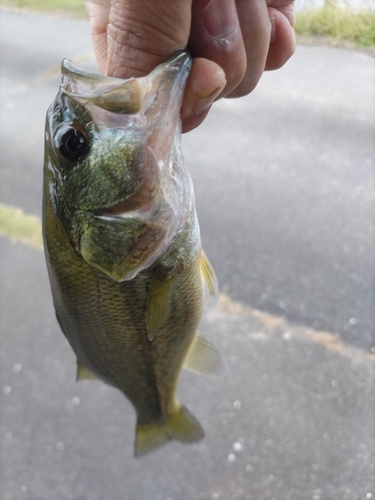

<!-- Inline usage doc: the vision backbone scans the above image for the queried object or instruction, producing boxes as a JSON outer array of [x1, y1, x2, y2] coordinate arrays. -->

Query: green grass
[[295, 2, 375, 49], [0, 0, 87, 17]]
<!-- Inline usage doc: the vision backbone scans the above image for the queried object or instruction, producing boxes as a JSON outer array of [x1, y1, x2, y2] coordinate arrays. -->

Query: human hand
[[85, 0, 295, 133]]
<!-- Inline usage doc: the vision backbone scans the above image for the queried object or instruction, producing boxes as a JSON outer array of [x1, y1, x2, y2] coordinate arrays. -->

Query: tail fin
[[134, 403, 204, 457]]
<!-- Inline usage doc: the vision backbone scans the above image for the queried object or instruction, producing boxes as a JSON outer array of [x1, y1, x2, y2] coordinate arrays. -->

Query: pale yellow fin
[[146, 273, 175, 341], [76, 361, 98, 381], [183, 333, 225, 375], [200, 250, 219, 306], [134, 403, 204, 457]]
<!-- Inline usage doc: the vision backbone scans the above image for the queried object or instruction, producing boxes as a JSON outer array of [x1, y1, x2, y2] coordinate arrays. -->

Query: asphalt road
[[0, 10, 374, 500], [184, 45, 375, 352]]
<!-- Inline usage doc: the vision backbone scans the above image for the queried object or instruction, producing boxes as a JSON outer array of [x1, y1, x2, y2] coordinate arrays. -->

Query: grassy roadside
[[0, 0, 88, 17], [295, 3, 375, 51], [0, 203, 43, 250], [0, 0, 374, 51]]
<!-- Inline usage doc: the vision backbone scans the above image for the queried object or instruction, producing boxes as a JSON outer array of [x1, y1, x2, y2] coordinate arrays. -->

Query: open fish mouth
[[57, 51, 192, 222], [60, 50, 191, 120]]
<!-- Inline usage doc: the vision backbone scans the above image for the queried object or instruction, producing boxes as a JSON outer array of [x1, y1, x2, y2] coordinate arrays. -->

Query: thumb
[[85, 0, 192, 78]]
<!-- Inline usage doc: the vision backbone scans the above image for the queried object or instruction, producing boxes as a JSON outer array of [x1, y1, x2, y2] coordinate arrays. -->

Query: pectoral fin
[[183, 333, 225, 375], [76, 361, 98, 381], [134, 403, 204, 457], [147, 270, 176, 341], [200, 250, 219, 306]]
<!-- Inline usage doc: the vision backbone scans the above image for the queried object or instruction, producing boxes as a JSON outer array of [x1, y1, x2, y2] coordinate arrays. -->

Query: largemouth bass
[[43, 51, 223, 457]]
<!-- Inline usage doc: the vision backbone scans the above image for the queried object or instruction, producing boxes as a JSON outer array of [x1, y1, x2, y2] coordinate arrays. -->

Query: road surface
[[0, 10, 374, 500]]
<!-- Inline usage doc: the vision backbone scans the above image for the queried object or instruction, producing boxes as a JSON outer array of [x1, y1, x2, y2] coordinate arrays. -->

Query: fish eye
[[57, 127, 87, 161]]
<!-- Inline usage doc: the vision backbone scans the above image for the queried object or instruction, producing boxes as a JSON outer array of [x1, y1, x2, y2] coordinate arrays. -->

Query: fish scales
[[43, 51, 223, 457], [45, 202, 202, 420]]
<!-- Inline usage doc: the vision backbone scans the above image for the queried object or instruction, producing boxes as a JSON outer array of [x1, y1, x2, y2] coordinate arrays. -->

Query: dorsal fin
[[200, 250, 219, 306]]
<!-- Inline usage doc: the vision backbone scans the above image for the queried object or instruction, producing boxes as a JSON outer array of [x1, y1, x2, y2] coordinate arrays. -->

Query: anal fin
[[135, 403, 204, 457], [183, 333, 225, 375], [76, 361, 98, 381], [200, 250, 219, 306]]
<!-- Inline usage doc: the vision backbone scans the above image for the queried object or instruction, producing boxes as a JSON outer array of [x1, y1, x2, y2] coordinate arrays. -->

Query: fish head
[[44, 51, 193, 281]]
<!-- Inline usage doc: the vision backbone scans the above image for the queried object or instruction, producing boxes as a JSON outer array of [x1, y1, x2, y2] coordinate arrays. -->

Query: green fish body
[[43, 51, 222, 457]]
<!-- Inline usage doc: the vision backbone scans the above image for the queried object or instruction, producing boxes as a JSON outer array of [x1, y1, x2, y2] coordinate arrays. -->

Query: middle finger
[[228, 0, 271, 98], [188, 0, 247, 97]]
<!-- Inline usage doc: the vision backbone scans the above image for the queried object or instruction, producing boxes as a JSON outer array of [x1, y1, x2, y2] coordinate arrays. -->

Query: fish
[[42, 50, 224, 457]]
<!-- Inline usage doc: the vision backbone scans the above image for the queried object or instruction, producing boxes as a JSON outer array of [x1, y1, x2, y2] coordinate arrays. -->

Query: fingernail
[[203, 0, 237, 40], [192, 84, 225, 115], [270, 16, 276, 42]]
